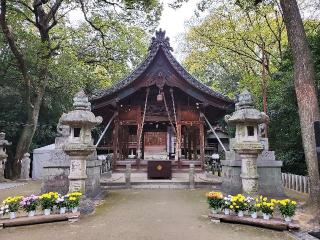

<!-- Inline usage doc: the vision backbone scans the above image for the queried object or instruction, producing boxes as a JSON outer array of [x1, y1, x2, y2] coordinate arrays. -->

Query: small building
[[91, 30, 234, 169]]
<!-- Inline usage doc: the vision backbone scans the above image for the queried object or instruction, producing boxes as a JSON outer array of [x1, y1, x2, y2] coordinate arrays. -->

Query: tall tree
[[278, 0, 320, 210], [0, 0, 161, 178]]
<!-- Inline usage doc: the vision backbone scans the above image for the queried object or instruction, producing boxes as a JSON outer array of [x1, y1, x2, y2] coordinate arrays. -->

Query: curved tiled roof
[[92, 29, 233, 104]]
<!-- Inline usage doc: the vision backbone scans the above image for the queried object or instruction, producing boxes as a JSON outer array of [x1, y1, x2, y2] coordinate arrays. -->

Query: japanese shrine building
[[91, 30, 234, 170]]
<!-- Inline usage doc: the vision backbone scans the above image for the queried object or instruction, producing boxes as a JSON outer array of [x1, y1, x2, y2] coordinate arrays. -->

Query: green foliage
[[0, 0, 161, 169], [181, 1, 320, 175]]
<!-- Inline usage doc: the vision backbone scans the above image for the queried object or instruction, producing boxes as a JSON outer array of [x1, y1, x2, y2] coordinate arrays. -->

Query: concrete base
[[221, 155, 284, 196], [41, 149, 101, 197]]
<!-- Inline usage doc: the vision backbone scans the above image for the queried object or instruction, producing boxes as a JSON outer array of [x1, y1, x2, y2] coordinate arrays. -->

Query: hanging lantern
[[157, 89, 163, 102]]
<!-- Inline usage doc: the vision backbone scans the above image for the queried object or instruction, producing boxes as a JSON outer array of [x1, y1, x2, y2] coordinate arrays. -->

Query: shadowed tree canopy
[[0, 0, 162, 178]]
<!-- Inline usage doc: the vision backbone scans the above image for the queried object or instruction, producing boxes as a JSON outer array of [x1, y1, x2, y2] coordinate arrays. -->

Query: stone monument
[[20, 153, 31, 180], [0, 132, 11, 181], [222, 90, 284, 196], [61, 90, 102, 193]]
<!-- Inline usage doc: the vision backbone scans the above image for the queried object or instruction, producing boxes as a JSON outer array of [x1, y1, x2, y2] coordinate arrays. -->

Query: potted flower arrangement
[[206, 191, 223, 214], [231, 194, 248, 217], [222, 195, 232, 215], [260, 197, 275, 220], [39, 192, 59, 216], [65, 192, 82, 213], [20, 195, 39, 217], [2, 196, 23, 219], [247, 197, 260, 219], [55, 195, 68, 214], [278, 199, 297, 222], [0, 204, 9, 218]]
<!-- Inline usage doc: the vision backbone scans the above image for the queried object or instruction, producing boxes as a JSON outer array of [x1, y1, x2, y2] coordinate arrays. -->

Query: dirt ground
[[0, 182, 294, 240]]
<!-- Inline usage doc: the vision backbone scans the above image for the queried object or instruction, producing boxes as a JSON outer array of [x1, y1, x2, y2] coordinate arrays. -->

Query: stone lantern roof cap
[[60, 90, 102, 126], [225, 90, 269, 125], [0, 132, 11, 147]]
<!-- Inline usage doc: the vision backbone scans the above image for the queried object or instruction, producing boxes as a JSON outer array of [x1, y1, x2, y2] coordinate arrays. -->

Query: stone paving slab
[[0, 182, 26, 190]]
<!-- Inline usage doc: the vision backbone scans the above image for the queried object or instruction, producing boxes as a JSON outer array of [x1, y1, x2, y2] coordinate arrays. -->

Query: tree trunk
[[13, 94, 43, 178], [280, 0, 320, 210]]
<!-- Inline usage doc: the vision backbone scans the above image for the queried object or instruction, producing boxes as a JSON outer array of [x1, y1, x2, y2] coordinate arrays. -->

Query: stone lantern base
[[221, 148, 284, 196], [40, 149, 101, 197]]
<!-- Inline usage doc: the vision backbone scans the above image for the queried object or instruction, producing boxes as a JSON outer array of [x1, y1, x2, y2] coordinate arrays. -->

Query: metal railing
[[281, 173, 310, 194]]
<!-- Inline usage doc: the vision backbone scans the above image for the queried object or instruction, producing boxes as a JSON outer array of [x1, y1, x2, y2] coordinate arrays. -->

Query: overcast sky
[[158, 0, 199, 52]]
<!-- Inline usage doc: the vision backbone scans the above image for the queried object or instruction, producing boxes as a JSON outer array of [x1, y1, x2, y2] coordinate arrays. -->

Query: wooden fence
[[281, 173, 310, 194]]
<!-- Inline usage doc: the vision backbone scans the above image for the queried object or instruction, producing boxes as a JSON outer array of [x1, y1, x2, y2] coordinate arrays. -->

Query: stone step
[[100, 181, 221, 190]]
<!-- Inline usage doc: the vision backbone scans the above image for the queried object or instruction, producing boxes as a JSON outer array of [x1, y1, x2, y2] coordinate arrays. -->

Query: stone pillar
[[0, 132, 11, 182], [238, 151, 259, 194], [20, 153, 31, 180], [125, 163, 131, 188], [68, 155, 88, 192], [189, 163, 195, 189]]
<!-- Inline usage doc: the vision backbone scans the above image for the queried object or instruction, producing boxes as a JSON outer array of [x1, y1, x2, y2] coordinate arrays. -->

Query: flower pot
[[251, 212, 257, 219], [9, 212, 16, 219], [284, 216, 292, 222], [71, 207, 78, 213], [237, 211, 244, 217], [211, 208, 218, 214], [224, 209, 230, 215], [43, 209, 51, 216], [28, 211, 35, 217], [263, 213, 270, 220], [59, 207, 66, 214]]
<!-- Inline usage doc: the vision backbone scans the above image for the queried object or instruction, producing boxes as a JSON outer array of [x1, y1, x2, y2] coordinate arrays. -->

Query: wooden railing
[[281, 173, 310, 194]]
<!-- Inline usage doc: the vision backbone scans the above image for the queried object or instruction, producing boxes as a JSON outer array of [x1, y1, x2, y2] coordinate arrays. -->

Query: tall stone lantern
[[61, 90, 102, 193], [225, 90, 269, 195], [0, 132, 11, 181]]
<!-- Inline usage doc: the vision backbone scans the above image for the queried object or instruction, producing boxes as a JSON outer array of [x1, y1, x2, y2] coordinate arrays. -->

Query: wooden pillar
[[112, 118, 119, 170], [187, 126, 192, 160], [175, 122, 182, 168], [183, 126, 187, 159], [199, 121, 205, 169], [136, 122, 143, 169]]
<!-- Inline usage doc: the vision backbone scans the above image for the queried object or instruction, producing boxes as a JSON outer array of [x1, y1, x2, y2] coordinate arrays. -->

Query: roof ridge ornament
[[148, 28, 173, 52]]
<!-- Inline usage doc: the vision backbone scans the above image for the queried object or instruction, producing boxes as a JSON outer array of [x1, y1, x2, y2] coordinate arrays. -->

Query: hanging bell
[[157, 90, 163, 102]]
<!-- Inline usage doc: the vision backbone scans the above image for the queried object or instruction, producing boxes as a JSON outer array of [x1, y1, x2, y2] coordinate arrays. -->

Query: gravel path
[[0, 188, 294, 240]]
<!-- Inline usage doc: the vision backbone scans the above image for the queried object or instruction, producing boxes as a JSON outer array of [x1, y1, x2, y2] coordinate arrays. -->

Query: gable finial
[[149, 28, 173, 52]]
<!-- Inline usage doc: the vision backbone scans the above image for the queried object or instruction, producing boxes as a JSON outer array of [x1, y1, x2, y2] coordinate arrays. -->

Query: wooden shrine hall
[[91, 29, 234, 171]]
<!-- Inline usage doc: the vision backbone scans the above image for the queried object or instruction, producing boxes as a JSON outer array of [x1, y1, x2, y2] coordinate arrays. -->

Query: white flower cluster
[[0, 205, 9, 215]]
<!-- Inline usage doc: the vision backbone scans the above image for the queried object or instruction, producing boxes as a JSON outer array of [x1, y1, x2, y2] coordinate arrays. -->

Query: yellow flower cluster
[[206, 191, 223, 199], [66, 192, 82, 202], [230, 194, 247, 210], [39, 192, 59, 200], [2, 196, 23, 205], [278, 199, 297, 206]]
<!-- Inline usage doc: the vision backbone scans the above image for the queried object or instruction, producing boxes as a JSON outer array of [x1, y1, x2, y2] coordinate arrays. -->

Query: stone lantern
[[61, 90, 102, 193], [0, 132, 11, 181], [225, 90, 269, 195]]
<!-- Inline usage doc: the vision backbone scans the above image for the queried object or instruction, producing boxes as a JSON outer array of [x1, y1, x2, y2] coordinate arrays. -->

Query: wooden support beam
[[199, 122, 205, 169], [175, 122, 182, 168], [112, 118, 119, 170]]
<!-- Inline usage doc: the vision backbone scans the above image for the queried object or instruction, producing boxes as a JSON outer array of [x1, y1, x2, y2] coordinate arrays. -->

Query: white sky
[[158, 0, 200, 52]]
